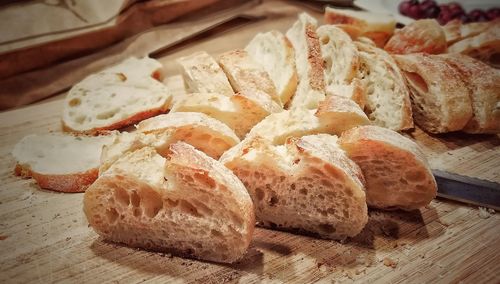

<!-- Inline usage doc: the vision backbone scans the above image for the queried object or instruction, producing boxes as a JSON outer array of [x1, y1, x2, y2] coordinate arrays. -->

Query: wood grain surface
[[1, 1, 499, 283]]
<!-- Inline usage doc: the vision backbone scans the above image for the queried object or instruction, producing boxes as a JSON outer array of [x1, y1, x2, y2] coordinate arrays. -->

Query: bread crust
[[385, 19, 447, 55], [448, 22, 500, 66]]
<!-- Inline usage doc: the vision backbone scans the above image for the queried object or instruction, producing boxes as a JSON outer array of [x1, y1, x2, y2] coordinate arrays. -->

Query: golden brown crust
[[385, 19, 447, 55]]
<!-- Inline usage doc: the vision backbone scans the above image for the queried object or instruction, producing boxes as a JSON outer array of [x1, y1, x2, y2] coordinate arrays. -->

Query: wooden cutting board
[[1, 1, 499, 283]]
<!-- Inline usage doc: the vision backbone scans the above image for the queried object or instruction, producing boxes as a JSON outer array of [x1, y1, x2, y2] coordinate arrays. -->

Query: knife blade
[[432, 169, 500, 211]]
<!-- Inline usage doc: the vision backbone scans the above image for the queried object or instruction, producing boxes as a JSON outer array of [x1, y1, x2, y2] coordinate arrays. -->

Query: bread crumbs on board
[[478, 207, 495, 219], [383, 257, 398, 268]]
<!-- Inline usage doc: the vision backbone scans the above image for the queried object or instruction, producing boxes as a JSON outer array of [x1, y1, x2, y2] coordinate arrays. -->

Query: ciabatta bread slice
[[384, 19, 447, 55], [325, 78, 365, 109], [441, 54, 500, 134], [394, 53, 473, 133], [220, 134, 367, 240], [63, 57, 172, 134], [316, 95, 370, 134], [84, 143, 255, 263], [286, 13, 326, 109], [339, 125, 437, 211], [443, 19, 493, 45], [324, 7, 396, 47], [218, 49, 281, 105], [176, 51, 234, 96], [13, 133, 115, 192], [245, 30, 298, 105], [136, 112, 240, 159], [355, 42, 413, 131], [171, 91, 282, 139]]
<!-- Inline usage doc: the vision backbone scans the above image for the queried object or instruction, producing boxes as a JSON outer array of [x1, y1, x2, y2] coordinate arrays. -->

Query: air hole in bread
[[211, 229, 223, 238], [191, 199, 214, 216], [138, 187, 162, 218], [255, 187, 265, 201], [106, 208, 119, 223], [165, 198, 179, 207], [404, 71, 428, 93], [74, 115, 86, 124], [68, 98, 81, 107], [405, 170, 425, 182], [318, 223, 336, 234], [399, 178, 408, 185], [321, 179, 333, 188], [318, 194, 325, 200], [269, 195, 279, 207], [193, 172, 216, 189], [133, 208, 142, 217], [114, 187, 130, 207], [299, 187, 307, 195], [130, 191, 140, 207], [97, 109, 119, 120], [178, 200, 202, 217]]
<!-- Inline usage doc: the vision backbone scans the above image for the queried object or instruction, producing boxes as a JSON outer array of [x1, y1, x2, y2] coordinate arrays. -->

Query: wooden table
[[1, 1, 499, 283]]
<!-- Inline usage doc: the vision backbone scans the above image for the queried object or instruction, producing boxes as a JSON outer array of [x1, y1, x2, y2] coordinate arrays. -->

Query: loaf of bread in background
[[62, 57, 172, 134], [441, 54, 500, 134], [85, 143, 255, 263], [339, 125, 437, 211], [324, 7, 396, 47], [286, 13, 326, 109], [13, 133, 115, 192], [394, 53, 472, 133], [171, 91, 282, 139], [136, 112, 240, 159], [218, 49, 281, 105], [384, 19, 447, 55], [177, 51, 234, 96], [245, 30, 298, 105], [220, 134, 368, 240], [443, 19, 494, 45], [355, 42, 413, 131]]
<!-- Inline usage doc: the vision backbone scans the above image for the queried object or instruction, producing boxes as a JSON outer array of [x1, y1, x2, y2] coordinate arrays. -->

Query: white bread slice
[[62, 57, 172, 134], [171, 91, 282, 139], [324, 7, 396, 47], [220, 134, 368, 240], [448, 22, 500, 67], [176, 51, 234, 96], [13, 133, 115, 192], [245, 30, 298, 105], [384, 19, 447, 55], [355, 42, 413, 131], [286, 13, 326, 109], [136, 112, 240, 159], [325, 78, 365, 109], [440, 54, 500, 134], [218, 49, 281, 105], [316, 95, 370, 134], [84, 143, 255, 263], [443, 19, 493, 45], [339, 125, 437, 211], [393, 53, 473, 133]]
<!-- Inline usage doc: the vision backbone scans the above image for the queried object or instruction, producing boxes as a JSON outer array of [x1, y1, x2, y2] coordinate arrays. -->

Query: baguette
[[394, 53, 473, 133], [176, 51, 234, 96], [339, 125, 437, 210], [286, 13, 326, 109], [384, 19, 447, 55], [13, 133, 115, 192], [443, 19, 494, 45], [84, 143, 255, 263], [220, 134, 368, 240], [245, 30, 298, 105]]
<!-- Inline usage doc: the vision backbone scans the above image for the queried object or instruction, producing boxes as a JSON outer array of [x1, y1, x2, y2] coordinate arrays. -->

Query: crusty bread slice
[[62, 57, 172, 134], [325, 78, 365, 109], [440, 54, 500, 134], [13, 133, 115, 192], [384, 19, 447, 55], [136, 112, 240, 159], [220, 134, 367, 240], [324, 7, 396, 47], [218, 49, 281, 105], [393, 53, 473, 133], [339, 125, 437, 211], [171, 91, 282, 139], [316, 95, 370, 134], [286, 13, 326, 109], [443, 19, 494, 45], [355, 42, 413, 131], [84, 143, 255, 263], [448, 22, 500, 67], [176, 51, 234, 96], [245, 30, 298, 105]]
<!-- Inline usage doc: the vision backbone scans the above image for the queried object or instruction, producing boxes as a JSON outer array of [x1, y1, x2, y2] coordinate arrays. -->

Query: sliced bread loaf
[[355, 42, 413, 131], [218, 49, 281, 105], [84, 142, 254, 263], [171, 91, 282, 139], [220, 134, 367, 240], [286, 13, 326, 109], [13, 133, 115, 192], [245, 30, 298, 105], [393, 53, 473, 133], [136, 112, 240, 159], [176, 51, 234, 96], [443, 19, 494, 45], [339, 125, 437, 211], [62, 57, 172, 134]]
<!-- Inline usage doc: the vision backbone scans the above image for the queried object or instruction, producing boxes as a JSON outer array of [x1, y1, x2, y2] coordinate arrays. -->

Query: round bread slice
[[136, 112, 240, 159], [84, 143, 255, 263], [339, 125, 437, 211], [220, 134, 368, 240], [13, 133, 115, 192]]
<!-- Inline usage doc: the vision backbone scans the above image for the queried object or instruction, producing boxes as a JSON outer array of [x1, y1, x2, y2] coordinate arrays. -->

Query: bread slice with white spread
[[245, 30, 298, 105], [84, 142, 255, 263], [13, 133, 115, 192], [339, 125, 437, 211], [220, 134, 367, 240]]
